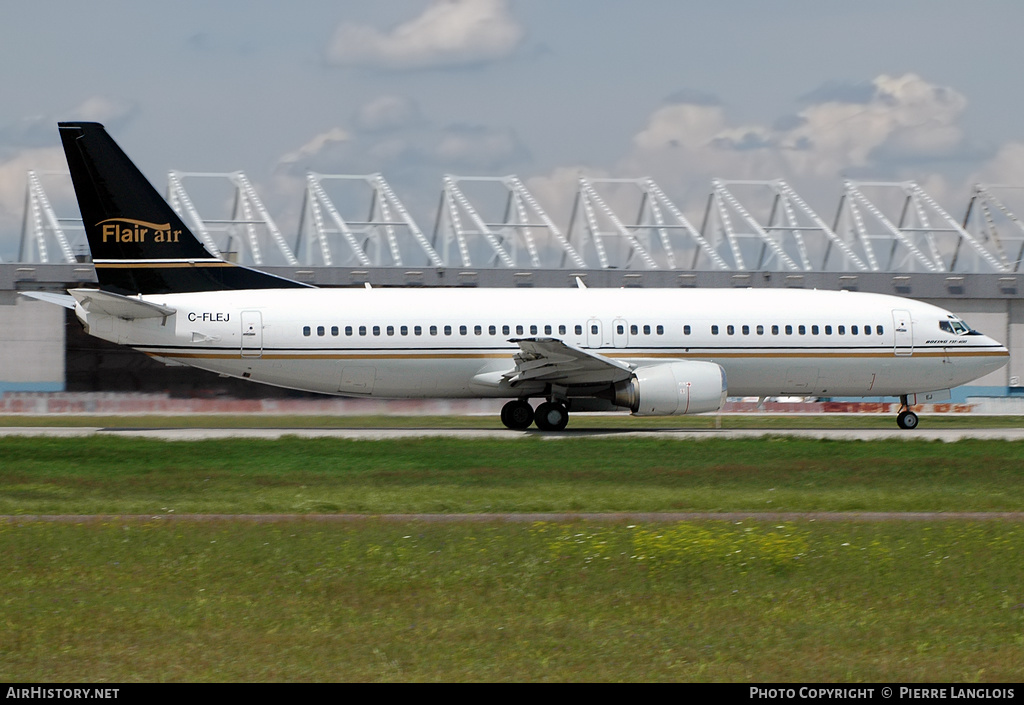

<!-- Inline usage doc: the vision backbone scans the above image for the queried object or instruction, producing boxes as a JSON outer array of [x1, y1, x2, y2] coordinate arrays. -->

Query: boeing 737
[[34, 122, 1009, 430]]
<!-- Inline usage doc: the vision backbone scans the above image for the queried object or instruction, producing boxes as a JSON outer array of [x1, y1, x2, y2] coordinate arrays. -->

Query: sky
[[4, 0, 1024, 263]]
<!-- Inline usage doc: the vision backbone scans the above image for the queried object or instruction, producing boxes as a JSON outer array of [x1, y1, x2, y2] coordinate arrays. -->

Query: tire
[[501, 399, 534, 430], [896, 410, 919, 430], [534, 401, 569, 432]]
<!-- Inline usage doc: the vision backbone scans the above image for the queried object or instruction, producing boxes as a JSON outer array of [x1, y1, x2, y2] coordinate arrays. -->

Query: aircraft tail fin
[[58, 122, 310, 295]]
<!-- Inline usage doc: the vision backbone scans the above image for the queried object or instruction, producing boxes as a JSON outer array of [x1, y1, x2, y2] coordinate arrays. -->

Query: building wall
[[0, 293, 65, 392]]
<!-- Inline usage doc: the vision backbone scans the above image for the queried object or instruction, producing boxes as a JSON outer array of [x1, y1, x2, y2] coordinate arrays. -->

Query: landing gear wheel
[[896, 410, 919, 430], [534, 401, 569, 432], [501, 399, 534, 430]]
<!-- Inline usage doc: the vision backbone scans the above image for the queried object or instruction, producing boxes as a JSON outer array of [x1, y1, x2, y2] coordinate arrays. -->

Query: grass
[[3, 433, 1024, 681], [1, 436, 1024, 514], [2, 518, 1023, 682]]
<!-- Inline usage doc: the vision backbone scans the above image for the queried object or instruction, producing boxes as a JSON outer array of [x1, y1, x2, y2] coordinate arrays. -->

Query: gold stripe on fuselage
[[142, 348, 1007, 361]]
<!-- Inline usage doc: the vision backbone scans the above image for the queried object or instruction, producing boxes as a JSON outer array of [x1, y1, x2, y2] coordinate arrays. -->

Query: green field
[[2, 434, 1024, 681]]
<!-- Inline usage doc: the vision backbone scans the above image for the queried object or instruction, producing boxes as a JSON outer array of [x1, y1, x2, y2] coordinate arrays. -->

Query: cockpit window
[[939, 316, 973, 335]]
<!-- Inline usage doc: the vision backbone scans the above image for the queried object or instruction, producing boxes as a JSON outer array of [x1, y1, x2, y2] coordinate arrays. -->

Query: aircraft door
[[613, 319, 629, 348], [241, 310, 263, 358], [586, 318, 603, 348], [892, 309, 913, 357]]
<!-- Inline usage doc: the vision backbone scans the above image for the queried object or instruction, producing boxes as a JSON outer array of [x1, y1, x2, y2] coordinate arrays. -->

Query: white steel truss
[[835, 181, 1007, 273], [702, 180, 868, 272], [167, 171, 297, 266], [565, 177, 663, 269], [297, 173, 442, 267], [19, 171, 79, 264], [564, 178, 729, 271], [963, 184, 1024, 273], [434, 175, 585, 269]]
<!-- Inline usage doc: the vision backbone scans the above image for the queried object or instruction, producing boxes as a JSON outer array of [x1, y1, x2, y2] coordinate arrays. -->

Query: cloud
[[0, 99, 138, 255], [278, 128, 351, 166], [352, 95, 424, 133], [326, 0, 524, 70], [614, 73, 979, 207]]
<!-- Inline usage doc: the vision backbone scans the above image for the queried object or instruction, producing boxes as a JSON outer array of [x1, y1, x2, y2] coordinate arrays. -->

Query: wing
[[503, 337, 634, 386]]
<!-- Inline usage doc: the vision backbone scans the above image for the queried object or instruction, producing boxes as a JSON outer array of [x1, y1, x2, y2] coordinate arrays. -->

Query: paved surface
[[1, 426, 1023, 441]]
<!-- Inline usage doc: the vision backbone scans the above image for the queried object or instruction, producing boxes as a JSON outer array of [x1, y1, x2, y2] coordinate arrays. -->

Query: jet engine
[[611, 361, 727, 416]]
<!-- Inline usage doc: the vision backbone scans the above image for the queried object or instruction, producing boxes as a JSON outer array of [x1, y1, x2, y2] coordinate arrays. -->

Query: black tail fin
[[58, 122, 310, 295]]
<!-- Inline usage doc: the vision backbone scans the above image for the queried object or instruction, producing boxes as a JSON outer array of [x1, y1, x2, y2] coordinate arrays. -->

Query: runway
[[2, 426, 1023, 441]]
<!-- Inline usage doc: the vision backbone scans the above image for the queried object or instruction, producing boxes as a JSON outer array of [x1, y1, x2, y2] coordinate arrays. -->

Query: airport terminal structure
[[1, 169, 1022, 403]]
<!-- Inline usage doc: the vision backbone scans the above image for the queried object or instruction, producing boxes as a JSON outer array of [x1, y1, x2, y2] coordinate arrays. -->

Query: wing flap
[[503, 338, 634, 386]]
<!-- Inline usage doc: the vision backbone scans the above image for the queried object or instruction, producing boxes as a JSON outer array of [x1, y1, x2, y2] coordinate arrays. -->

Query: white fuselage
[[79, 287, 1009, 401]]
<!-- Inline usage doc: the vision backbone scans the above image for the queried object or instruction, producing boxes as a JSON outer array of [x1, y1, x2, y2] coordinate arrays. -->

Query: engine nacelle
[[612, 361, 727, 416]]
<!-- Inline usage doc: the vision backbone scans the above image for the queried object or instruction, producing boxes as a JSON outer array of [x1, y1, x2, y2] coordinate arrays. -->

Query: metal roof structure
[[14, 169, 1023, 274]]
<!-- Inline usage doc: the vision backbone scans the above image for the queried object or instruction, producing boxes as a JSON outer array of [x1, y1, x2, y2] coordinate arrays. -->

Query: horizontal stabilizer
[[18, 291, 77, 309], [69, 288, 176, 320]]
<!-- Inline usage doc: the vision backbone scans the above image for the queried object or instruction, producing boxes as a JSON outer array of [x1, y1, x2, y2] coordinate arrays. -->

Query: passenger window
[[617, 324, 625, 334], [489, 325, 496, 335], [459, 325, 467, 335], [838, 326, 845, 335], [811, 325, 819, 335], [727, 325, 735, 335], [387, 326, 394, 336], [559, 325, 566, 335], [503, 325, 510, 336], [683, 325, 691, 335], [372, 326, 380, 336], [851, 325, 858, 335], [742, 325, 749, 335], [863, 325, 870, 336], [798, 325, 805, 335], [475, 325, 482, 335], [414, 326, 422, 336], [785, 325, 792, 335], [712, 325, 719, 335], [444, 325, 452, 336], [516, 325, 524, 335], [429, 325, 437, 336], [643, 325, 651, 335], [359, 326, 367, 336], [824, 325, 832, 335], [630, 324, 638, 335], [544, 325, 552, 335], [345, 326, 353, 336], [591, 324, 599, 335], [575, 325, 583, 335], [756, 325, 764, 335], [656, 325, 664, 335], [530, 325, 538, 335], [401, 326, 408, 336], [331, 326, 339, 336], [771, 325, 779, 335], [303, 326, 311, 337], [876, 325, 884, 335], [317, 326, 325, 336]]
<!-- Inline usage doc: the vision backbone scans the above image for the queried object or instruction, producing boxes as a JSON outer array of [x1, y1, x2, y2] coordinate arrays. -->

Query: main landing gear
[[500, 399, 569, 431], [896, 394, 919, 430]]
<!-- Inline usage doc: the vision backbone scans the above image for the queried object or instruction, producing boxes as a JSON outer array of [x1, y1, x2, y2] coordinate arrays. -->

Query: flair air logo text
[[98, 218, 181, 243]]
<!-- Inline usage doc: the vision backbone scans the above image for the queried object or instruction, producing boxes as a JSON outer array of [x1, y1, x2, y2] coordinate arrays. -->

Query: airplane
[[30, 122, 1010, 431]]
